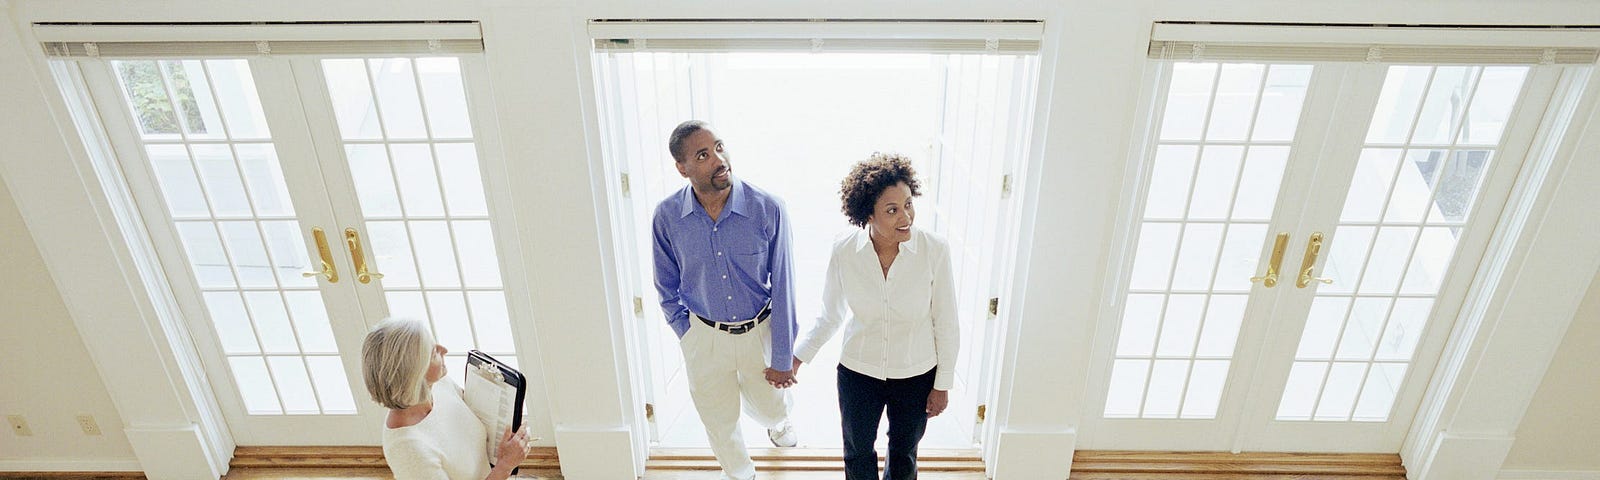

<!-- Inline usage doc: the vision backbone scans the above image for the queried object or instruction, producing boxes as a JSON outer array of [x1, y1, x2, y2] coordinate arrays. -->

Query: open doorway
[[593, 50, 1039, 450]]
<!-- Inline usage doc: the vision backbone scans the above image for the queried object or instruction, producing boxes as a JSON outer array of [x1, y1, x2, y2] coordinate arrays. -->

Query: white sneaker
[[767, 422, 797, 447]]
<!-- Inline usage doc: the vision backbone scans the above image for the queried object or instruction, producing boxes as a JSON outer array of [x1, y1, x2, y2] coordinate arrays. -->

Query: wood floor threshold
[[209, 446, 1406, 478]]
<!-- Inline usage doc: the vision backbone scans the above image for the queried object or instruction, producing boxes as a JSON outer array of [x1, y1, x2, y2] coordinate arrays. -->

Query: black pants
[[838, 365, 936, 480]]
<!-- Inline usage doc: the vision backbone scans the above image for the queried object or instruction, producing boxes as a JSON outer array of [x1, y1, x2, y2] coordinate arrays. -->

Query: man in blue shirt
[[652, 120, 799, 480]]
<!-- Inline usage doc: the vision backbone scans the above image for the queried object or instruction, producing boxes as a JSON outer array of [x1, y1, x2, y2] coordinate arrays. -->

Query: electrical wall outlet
[[6, 415, 31, 436], [76, 414, 102, 436]]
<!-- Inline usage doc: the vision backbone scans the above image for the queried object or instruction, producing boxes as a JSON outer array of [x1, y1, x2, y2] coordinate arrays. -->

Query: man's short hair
[[361, 317, 434, 410], [668, 120, 709, 163], [839, 152, 923, 228]]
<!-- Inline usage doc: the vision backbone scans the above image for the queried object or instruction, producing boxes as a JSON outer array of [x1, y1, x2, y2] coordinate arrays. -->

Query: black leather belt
[[697, 305, 772, 335]]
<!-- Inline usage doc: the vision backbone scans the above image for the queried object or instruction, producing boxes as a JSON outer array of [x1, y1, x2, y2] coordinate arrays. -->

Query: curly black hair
[[839, 152, 922, 228]]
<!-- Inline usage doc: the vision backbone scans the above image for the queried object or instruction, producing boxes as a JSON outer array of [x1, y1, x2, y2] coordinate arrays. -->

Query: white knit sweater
[[382, 379, 491, 480]]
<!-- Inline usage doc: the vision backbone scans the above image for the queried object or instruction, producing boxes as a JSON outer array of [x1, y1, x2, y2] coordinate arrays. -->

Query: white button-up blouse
[[795, 227, 960, 391]]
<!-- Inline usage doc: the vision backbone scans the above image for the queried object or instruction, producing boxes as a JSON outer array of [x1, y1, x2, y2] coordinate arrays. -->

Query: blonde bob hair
[[361, 317, 435, 410]]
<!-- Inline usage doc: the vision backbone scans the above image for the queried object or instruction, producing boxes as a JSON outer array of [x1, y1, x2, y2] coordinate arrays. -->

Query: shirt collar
[[678, 178, 750, 219], [853, 227, 919, 254]]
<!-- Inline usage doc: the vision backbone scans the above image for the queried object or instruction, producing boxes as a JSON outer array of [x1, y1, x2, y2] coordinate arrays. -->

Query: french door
[[70, 53, 524, 444], [1082, 59, 1573, 451]]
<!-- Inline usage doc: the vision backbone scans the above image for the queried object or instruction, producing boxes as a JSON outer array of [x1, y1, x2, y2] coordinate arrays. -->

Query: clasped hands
[[763, 356, 804, 389], [765, 357, 950, 418]]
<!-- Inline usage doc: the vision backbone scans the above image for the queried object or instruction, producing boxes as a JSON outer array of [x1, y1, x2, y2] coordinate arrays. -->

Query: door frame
[[583, 38, 1046, 455]]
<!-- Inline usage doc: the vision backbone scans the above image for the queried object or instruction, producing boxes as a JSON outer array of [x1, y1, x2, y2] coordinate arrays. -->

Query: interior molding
[[229, 446, 559, 470], [553, 426, 641, 478], [0, 460, 142, 472], [991, 429, 1076, 479], [1499, 469, 1600, 480], [1072, 450, 1405, 477], [1411, 432, 1518, 480], [1402, 65, 1600, 478], [0, 5, 234, 478], [645, 448, 983, 472], [124, 426, 224, 479]]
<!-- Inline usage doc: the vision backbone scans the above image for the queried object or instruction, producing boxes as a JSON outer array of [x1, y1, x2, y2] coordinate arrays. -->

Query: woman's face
[[867, 182, 915, 244], [424, 343, 448, 384]]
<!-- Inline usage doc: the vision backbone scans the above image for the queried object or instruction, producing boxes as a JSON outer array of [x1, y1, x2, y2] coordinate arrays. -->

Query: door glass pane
[[1206, 64, 1266, 142], [1109, 62, 1314, 419], [109, 59, 355, 416], [1116, 294, 1164, 357], [266, 356, 321, 415], [1277, 362, 1327, 421], [1352, 363, 1409, 421], [1182, 360, 1231, 419], [1314, 362, 1368, 421], [1142, 360, 1190, 418], [321, 57, 519, 374], [1105, 360, 1151, 418], [1279, 65, 1528, 422], [306, 356, 359, 414]]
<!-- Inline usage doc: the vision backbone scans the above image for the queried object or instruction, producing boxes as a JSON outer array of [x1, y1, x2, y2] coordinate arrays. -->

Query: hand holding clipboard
[[464, 350, 532, 471]]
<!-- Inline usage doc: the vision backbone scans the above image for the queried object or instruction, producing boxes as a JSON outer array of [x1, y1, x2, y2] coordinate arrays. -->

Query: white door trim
[[1403, 66, 1600, 480], [0, 10, 232, 477]]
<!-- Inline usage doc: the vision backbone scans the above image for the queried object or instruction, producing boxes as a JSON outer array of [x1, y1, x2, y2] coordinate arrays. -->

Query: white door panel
[[1085, 59, 1572, 452], [73, 52, 528, 445]]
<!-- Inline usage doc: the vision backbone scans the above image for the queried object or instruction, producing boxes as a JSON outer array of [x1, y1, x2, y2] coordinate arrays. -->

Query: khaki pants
[[680, 314, 793, 480]]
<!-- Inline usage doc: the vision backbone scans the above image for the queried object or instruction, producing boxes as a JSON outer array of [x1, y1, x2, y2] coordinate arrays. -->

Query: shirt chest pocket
[[725, 236, 769, 282]]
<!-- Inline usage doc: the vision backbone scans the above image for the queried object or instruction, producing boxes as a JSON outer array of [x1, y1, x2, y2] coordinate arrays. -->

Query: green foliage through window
[[116, 61, 206, 136]]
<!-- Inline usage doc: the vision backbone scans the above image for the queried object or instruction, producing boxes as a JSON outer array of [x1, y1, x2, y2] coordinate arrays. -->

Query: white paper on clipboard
[[464, 351, 524, 467]]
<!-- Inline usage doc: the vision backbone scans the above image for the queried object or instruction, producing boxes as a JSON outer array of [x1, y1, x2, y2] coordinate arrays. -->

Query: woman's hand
[[926, 389, 949, 418], [493, 426, 532, 473]]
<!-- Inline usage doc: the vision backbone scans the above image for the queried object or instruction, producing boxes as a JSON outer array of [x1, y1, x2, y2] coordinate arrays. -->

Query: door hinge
[[988, 297, 999, 318], [633, 296, 644, 316], [621, 172, 631, 197], [1000, 174, 1012, 199], [645, 403, 655, 422], [977, 404, 986, 423]]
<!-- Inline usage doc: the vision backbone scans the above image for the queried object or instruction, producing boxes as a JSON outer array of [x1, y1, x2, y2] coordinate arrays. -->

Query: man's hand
[[926, 389, 949, 418], [763, 366, 797, 389]]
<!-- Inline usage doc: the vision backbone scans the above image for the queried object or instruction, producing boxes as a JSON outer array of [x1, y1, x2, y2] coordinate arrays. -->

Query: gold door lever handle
[[345, 227, 384, 284], [301, 227, 338, 283], [1250, 232, 1290, 288], [1297, 231, 1335, 288]]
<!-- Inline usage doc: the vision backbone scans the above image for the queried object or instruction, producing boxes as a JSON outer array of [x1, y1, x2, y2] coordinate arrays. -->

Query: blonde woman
[[362, 317, 531, 480], [790, 153, 960, 480]]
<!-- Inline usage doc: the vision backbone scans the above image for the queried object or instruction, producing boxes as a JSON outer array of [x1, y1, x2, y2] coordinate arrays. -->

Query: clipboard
[[464, 350, 526, 470]]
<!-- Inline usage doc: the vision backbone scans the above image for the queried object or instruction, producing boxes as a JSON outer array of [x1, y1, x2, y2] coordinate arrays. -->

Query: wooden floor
[[0, 448, 1407, 479], [1, 469, 1403, 479]]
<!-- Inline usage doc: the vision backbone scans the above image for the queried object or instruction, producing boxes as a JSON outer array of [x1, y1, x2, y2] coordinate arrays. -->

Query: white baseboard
[[1500, 469, 1600, 480], [0, 459, 142, 472]]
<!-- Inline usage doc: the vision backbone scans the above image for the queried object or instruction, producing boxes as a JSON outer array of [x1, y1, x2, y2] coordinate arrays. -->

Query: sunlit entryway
[[593, 50, 1039, 449]]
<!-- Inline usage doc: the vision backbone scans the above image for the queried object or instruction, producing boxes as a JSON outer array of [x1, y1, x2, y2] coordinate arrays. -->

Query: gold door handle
[[301, 227, 339, 283], [1297, 231, 1335, 288], [344, 227, 385, 284], [1250, 232, 1290, 288]]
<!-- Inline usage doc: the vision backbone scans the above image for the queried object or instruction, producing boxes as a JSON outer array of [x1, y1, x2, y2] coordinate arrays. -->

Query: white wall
[[0, 179, 139, 471], [1503, 268, 1600, 473]]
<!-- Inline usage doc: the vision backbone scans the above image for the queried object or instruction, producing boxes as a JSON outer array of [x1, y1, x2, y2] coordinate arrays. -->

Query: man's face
[[675, 128, 732, 193]]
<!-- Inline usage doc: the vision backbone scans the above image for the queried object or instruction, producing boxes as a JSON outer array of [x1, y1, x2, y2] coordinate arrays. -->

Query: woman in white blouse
[[791, 153, 960, 480], [361, 317, 532, 480]]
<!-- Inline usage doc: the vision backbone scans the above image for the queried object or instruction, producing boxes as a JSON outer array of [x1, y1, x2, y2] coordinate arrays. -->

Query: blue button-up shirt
[[652, 178, 796, 372]]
